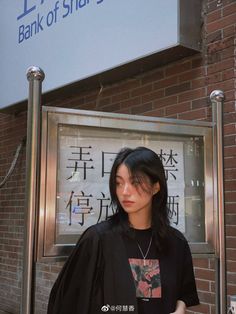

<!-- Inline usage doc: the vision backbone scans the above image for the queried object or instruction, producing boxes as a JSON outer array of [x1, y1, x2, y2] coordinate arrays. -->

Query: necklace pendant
[[136, 235, 152, 266]]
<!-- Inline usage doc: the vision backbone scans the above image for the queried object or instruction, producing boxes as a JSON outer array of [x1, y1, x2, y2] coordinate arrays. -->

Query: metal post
[[210, 90, 226, 314], [21, 66, 45, 314]]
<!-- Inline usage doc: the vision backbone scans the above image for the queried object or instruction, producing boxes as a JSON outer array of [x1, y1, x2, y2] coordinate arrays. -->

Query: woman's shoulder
[[80, 219, 115, 241], [167, 226, 188, 244], [164, 226, 192, 257], [93, 219, 115, 234]]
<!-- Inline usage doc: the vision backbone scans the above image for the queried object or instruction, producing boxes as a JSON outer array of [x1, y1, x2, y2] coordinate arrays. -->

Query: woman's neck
[[128, 212, 151, 230]]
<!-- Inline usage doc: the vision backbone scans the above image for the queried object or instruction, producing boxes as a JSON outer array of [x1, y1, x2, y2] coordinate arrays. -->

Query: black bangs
[[128, 171, 154, 194]]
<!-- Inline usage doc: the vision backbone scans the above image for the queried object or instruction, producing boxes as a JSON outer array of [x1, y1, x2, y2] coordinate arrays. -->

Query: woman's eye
[[132, 180, 140, 186]]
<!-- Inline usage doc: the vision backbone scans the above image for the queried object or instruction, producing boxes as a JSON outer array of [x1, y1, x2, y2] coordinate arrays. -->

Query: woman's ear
[[152, 182, 160, 195]]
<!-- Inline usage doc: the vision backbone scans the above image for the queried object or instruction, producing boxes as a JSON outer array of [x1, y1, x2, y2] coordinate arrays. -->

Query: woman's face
[[115, 164, 160, 217]]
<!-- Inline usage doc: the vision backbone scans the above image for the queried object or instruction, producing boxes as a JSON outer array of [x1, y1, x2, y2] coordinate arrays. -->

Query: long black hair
[[109, 146, 170, 252]]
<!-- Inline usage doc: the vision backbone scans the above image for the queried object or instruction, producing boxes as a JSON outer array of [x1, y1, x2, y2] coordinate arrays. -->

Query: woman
[[47, 147, 199, 314]]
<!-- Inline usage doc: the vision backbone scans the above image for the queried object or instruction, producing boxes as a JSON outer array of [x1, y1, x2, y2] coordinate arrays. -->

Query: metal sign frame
[[37, 106, 216, 261]]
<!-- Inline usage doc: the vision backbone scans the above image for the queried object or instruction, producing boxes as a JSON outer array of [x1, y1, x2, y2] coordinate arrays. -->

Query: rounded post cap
[[26, 66, 45, 82], [210, 90, 225, 102]]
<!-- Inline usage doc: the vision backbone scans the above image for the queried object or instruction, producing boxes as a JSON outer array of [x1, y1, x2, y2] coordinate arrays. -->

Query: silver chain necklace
[[136, 235, 153, 266]]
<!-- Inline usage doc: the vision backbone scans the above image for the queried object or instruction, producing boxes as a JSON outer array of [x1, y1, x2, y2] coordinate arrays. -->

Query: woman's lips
[[122, 200, 135, 206]]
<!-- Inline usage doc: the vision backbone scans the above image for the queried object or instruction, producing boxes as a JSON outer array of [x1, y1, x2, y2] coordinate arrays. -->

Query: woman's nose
[[122, 183, 131, 195]]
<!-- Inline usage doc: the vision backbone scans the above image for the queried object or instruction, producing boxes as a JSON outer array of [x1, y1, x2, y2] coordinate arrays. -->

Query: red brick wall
[[0, 0, 235, 313], [0, 112, 27, 313], [205, 0, 236, 308]]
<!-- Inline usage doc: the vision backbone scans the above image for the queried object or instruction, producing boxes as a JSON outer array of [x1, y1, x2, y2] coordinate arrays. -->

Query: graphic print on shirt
[[129, 258, 161, 298]]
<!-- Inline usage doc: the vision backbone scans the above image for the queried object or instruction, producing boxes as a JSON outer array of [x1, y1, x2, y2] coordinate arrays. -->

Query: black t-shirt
[[122, 228, 164, 314]]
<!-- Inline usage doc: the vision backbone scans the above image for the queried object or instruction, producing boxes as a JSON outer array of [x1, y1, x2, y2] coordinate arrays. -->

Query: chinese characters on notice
[[64, 146, 180, 227]]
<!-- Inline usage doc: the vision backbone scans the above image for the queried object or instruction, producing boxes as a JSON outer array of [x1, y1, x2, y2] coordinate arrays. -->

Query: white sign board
[[0, 0, 179, 109], [57, 126, 185, 238]]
